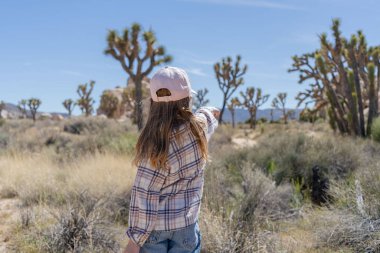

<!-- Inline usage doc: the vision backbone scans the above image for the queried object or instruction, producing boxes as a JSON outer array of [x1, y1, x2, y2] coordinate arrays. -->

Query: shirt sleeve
[[126, 161, 167, 247], [194, 106, 219, 141]]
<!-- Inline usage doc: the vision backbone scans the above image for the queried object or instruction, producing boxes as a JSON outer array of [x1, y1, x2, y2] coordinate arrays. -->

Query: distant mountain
[[1, 101, 302, 123], [1, 102, 68, 119], [222, 108, 303, 123]]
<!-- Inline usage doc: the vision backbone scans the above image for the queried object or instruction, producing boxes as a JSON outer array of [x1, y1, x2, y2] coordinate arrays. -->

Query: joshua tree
[[77, 81, 95, 117], [289, 19, 380, 137], [27, 98, 41, 122], [0, 101, 5, 118], [63, 99, 76, 117], [121, 86, 150, 124], [99, 91, 119, 118], [270, 108, 274, 123], [240, 87, 270, 129], [193, 88, 209, 110], [105, 23, 172, 130], [17, 99, 28, 118], [227, 97, 241, 128], [272, 92, 288, 124], [214, 55, 247, 123]]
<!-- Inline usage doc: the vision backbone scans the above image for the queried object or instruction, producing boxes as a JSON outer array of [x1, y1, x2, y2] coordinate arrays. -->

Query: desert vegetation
[[1, 117, 380, 252], [290, 19, 380, 137], [2, 16, 380, 253]]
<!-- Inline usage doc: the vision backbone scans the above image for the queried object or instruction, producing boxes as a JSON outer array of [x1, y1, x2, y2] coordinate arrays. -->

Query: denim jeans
[[140, 222, 201, 253]]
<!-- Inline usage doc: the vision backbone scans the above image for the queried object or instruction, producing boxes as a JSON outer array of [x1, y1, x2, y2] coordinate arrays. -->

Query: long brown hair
[[133, 96, 208, 170]]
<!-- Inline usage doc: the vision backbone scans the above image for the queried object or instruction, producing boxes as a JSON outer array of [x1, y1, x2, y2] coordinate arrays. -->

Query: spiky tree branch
[[272, 92, 288, 124], [214, 55, 247, 123], [77, 81, 95, 117], [27, 98, 41, 122], [227, 97, 241, 128], [193, 88, 209, 110], [105, 23, 172, 130], [17, 99, 27, 118], [289, 19, 380, 137], [63, 99, 76, 117], [240, 87, 269, 129]]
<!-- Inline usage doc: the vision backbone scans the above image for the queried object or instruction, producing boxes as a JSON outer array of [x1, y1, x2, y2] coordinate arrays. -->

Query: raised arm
[[194, 106, 220, 141]]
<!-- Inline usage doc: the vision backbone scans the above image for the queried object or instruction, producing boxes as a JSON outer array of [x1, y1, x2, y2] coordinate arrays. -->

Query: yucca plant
[[214, 55, 247, 123], [105, 23, 172, 130]]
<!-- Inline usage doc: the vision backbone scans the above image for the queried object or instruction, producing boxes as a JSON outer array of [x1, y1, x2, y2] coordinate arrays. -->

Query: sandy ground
[[0, 196, 19, 253], [231, 129, 260, 148]]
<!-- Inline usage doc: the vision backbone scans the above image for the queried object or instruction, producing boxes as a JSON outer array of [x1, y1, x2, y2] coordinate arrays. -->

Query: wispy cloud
[[171, 48, 216, 66], [179, 0, 304, 10], [190, 58, 215, 66], [185, 68, 209, 77], [60, 70, 86, 77]]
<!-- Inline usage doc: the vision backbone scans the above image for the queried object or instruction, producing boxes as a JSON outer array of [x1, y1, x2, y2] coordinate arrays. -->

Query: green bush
[[371, 117, 380, 142]]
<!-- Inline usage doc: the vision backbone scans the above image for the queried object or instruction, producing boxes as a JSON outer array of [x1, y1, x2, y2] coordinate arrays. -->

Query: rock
[[0, 110, 18, 120], [0, 110, 8, 119], [97, 77, 151, 121], [51, 114, 64, 121], [39, 112, 52, 120], [96, 114, 108, 120]]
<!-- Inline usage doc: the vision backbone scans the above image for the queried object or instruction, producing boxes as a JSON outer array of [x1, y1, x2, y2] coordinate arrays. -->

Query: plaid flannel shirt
[[126, 106, 219, 247]]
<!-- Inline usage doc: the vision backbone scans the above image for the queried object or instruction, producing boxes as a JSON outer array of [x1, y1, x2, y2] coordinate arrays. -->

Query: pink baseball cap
[[150, 66, 197, 102]]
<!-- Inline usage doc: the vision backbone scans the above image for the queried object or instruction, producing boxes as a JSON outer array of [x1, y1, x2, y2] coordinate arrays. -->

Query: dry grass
[[1, 118, 380, 252], [0, 151, 136, 206], [0, 149, 136, 252]]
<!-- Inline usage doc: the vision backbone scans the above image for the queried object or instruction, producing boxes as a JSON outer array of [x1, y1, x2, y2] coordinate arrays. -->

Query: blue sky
[[1, 0, 380, 114]]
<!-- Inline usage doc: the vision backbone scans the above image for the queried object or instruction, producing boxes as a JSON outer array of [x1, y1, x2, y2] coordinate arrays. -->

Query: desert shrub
[[208, 124, 234, 154], [104, 191, 131, 225], [237, 166, 295, 223], [43, 202, 119, 253], [0, 185, 18, 198], [203, 148, 251, 214], [317, 210, 380, 252], [0, 131, 9, 150], [247, 132, 361, 186], [20, 207, 35, 229], [257, 117, 268, 123], [200, 206, 281, 253], [204, 150, 297, 236], [0, 117, 136, 157], [63, 117, 126, 135], [207, 131, 363, 205], [371, 117, 380, 142], [0, 118, 6, 126], [357, 163, 380, 219]]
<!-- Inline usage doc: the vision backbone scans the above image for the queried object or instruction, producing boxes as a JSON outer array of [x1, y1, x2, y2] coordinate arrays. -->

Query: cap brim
[[191, 89, 197, 95]]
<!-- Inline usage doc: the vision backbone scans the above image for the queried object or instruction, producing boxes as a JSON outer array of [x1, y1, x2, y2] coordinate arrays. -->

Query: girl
[[123, 66, 219, 253]]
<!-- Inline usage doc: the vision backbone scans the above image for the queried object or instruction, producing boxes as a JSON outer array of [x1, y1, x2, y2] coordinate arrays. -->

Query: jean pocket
[[146, 231, 161, 244], [182, 224, 199, 250], [182, 236, 197, 250]]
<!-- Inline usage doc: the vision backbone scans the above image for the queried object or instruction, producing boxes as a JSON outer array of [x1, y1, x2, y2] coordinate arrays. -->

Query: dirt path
[[0, 194, 20, 252], [231, 137, 258, 148], [231, 129, 261, 149]]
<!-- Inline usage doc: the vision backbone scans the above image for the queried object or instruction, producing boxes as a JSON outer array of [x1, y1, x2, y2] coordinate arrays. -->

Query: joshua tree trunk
[[219, 95, 227, 124], [348, 48, 366, 137], [135, 78, 144, 130], [249, 109, 258, 129], [231, 109, 235, 128], [367, 63, 376, 135]]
